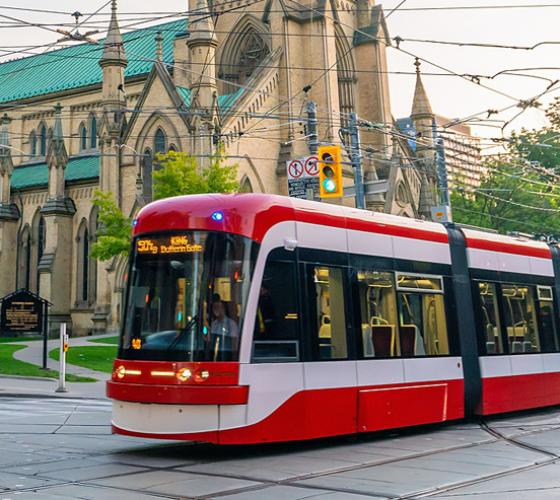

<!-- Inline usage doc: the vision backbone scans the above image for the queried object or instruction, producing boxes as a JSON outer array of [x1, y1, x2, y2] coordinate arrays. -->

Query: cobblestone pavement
[[0, 397, 560, 499]]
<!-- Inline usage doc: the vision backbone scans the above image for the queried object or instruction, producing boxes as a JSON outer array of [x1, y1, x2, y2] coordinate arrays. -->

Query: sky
[[2, 0, 560, 145]]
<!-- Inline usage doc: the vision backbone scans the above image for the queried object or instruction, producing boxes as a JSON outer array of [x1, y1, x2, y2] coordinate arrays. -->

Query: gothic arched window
[[39, 124, 47, 156], [35, 215, 45, 294], [239, 176, 253, 193], [47, 128, 53, 154], [88, 208, 98, 304], [335, 28, 356, 131], [219, 19, 270, 94], [29, 131, 37, 158], [76, 221, 89, 304], [154, 128, 166, 154], [79, 122, 87, 151], [141, 148, 154, 203], [89, 114, 97, 149], [17, 226, 31, 290]]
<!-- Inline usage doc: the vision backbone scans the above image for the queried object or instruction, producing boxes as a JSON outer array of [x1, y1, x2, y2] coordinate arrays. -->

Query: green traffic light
[[323, 179, 336, 192]]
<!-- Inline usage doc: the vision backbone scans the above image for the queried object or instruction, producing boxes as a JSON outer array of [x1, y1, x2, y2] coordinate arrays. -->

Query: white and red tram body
[[108, 194, 560, 444]]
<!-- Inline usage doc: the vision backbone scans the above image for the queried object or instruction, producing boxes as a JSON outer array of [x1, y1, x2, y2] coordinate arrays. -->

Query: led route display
[[136, 235, 204, 255]]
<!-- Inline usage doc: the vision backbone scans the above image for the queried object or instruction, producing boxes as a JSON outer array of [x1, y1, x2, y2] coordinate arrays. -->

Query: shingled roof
[[12, 155, 100, 190], [0, 19, 186, 104]]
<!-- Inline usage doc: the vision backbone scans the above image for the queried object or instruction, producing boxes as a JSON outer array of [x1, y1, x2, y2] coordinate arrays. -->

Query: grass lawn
[[88, 335, 119, 345], [0, 344, 95, 382], [50, 345, 117, 374]]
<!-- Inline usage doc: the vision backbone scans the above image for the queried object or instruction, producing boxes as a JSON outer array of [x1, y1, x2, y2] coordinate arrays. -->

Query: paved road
[[1, 397, 560, 499]]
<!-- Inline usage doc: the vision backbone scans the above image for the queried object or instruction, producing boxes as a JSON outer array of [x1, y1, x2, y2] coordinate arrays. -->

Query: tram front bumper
[[107, 380, 249, 405]]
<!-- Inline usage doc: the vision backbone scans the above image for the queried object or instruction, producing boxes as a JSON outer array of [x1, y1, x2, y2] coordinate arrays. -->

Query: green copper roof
[[0, 19, 186, 105], [176, 86, 245, 112], [11, 155, 100, 190]]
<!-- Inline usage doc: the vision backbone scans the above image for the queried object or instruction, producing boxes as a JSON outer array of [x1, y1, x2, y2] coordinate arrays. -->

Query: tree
[[90, 190, 132, 261], [91, 150, 240, 261], [451, 157, 560, 237], [152, 149, 239, 200]]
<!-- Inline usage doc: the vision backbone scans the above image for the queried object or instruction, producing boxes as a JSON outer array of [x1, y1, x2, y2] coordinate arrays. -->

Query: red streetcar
[[107, 194, 560, 444]]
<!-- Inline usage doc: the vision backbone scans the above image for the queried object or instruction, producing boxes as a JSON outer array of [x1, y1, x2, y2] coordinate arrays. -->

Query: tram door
[[303, 264, 357, 437]]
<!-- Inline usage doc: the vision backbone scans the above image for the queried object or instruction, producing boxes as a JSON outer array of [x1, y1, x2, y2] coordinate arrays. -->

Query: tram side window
[[252, 260, 300, 362], [310, 266, 348, 360], [356, 270, 399, 357], [476, 282, 504, 354], [396, 274, 449, 356], [500, 284, 540, 353], [536, 286, 558, 352]]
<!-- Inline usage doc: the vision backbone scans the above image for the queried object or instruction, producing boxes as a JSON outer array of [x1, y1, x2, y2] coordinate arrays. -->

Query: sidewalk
[[0, 375, 107, 399], [0, 333, 116, 399]]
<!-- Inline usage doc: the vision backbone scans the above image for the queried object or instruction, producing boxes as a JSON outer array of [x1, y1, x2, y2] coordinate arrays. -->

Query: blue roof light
[[211, 211, 224, 222], [132, 219, 138, 227]]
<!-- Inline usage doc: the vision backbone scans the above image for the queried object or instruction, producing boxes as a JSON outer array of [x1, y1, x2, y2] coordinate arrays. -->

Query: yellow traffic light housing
[[318, 145, 343, 198]]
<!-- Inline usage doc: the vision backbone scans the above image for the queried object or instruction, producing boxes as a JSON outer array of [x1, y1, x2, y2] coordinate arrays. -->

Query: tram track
[[3, 411, 560, 499], [180, 417, 560, 499]]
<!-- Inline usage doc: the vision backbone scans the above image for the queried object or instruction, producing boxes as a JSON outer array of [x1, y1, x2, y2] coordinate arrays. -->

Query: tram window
[[476, 281, 503, 354], [500, 284, 540, 353], [356, 271, 399, 357], [536, 286, 559, 352], [252, 260, 300, 362], [310, 266, 348, 360], [396, 273, 449, 356]]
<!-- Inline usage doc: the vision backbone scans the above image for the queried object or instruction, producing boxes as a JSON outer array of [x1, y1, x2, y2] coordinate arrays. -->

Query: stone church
[[0, 0, 439, 335]]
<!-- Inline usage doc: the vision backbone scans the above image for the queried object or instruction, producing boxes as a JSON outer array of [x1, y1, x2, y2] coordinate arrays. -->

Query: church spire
[[100, 0, 127, 68], [188, 0, 218, 46], [411, 58, 433, 118]]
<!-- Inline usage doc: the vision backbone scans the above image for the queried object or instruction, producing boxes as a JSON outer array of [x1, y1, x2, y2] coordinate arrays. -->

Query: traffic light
[[318, 145, 343, 198]]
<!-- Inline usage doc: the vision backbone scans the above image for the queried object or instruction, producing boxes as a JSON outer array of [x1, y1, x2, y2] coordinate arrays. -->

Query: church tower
[[411, 58, 437, 219], [187, 0, 218, 165], [94, 0, 128, 333], [98, 0, 127, 200]]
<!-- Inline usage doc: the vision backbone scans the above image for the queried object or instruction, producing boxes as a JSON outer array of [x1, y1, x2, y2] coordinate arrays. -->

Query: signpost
[[0, 289, 50, 369], [286, 156, 319, 199]]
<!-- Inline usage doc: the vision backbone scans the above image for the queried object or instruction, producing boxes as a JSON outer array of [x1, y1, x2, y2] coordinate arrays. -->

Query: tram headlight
[[176, 368, 192, 382], [115, 365, 126, 380], [193, 369, 210, 382]]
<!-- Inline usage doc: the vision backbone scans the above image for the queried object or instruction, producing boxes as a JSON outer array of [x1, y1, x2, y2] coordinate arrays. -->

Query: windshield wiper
[[166, 315, 198, 352]]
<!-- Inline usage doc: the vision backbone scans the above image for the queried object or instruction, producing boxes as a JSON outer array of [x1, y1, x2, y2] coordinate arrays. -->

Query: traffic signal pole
[[436, 136, 451, 207], [349, 112, 366, 209], [306, 101, 319, 155]]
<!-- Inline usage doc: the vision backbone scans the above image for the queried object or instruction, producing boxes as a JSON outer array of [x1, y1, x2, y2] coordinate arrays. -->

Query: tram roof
[[134, 193, 552, 259]]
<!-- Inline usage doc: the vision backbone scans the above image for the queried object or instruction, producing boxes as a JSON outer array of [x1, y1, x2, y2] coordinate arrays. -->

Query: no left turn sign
[[304, 156, 318, 176]]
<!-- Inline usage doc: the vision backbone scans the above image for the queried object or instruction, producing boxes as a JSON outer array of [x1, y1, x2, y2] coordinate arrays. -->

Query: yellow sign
[[137, 235, 203, 255]]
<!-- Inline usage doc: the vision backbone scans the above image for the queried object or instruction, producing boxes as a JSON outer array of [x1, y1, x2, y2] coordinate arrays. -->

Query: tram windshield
[[120, 231, 256, 361]]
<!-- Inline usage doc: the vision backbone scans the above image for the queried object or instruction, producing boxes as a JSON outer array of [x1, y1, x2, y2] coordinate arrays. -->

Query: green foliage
[[90, 151, 239, 262], [451, 158, 560, 237], [50, 345, 117, 374], [152, 149, 239, 201], [90, 190, 132, 261], [0, 344, 95, 382], [452, 97, 560, 238]]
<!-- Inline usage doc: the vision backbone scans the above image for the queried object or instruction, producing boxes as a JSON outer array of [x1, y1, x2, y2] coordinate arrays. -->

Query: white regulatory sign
[[286, 156, 319, 199]]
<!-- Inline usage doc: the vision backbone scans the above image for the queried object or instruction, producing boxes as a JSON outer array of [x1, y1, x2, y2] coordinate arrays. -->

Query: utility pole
[[306, 101, 318, 155], [436, 136, 451, 208], [348, 112, 365, 209]]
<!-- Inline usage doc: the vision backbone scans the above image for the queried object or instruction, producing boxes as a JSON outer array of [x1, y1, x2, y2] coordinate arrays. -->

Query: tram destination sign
[[286, 156, 319, 199], [0, 290, 44, 334], [137, 235, 204, 255]]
